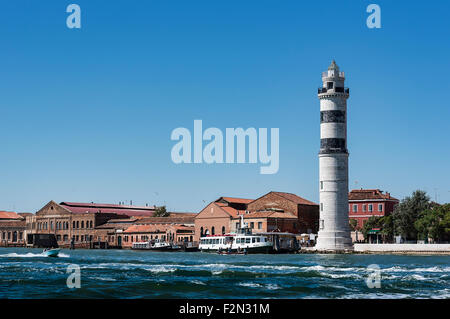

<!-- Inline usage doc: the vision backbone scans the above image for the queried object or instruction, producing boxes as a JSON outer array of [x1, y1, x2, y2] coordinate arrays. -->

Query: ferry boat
[[199, 216, 273, 254], [132, 239, 172, 251]]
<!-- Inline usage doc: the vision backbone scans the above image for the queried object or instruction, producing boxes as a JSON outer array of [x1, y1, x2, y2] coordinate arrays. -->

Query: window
[[81, 221, 84, 228], [362, 205, 366, 212], [320, 219, 324, 230], [320, 181, 323, 190], [222, 226, 225, 234], [378, 204, 383, 212], [353, 205, 358, 213], [211, 227, 215, 235], [236, 222, 239, 229], [327, 82, 334, 89], [258, 222, 262, 229], [250, 222, 254, 229], [252, 238, 256, 243], [320, 203, 323, 211], [368, 204, 373, 212], [245, 238, 251, 243]]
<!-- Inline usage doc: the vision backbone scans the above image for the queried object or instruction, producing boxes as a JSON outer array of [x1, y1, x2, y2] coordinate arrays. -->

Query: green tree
[[362, 215, 393, 243], [392, 190, 431, 241], [349, 219, 358, 231], [153, 206, 169, 217], [415, 204, 450, 242]]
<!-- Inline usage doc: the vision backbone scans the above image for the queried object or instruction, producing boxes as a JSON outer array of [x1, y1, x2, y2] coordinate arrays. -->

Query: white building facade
[[315, 61, 353, 251]]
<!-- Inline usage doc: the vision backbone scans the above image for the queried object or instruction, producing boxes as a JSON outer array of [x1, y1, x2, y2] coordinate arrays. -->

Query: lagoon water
[[0, 248, 448, 298]]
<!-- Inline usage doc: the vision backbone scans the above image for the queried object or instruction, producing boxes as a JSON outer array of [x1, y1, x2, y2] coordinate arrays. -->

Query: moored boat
[[132, 239, 172, 251], [199, 216, 273, 254]]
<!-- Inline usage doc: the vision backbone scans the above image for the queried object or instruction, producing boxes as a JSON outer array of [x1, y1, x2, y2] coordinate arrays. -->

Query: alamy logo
[[366, 264, 381, 288], [66, 4, 81, 29], [66, 264, 81, 289], [366, 4, 381, 29], [170, 120, 279, 174]]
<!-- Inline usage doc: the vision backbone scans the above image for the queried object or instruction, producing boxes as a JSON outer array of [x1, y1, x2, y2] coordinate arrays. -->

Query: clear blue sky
[[0, 1, 449, 213]]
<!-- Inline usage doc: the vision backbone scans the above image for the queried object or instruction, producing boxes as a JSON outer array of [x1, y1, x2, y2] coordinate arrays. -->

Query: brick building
[[194, 197, 252, 242], [247, 192, 319, 234], [120, 224, 195, 248], [89, 212, 196, 248], [0, 211, 27, 246], [348, 189, 399, 229], [29, 201, 157, 248], [194, 192, 319, 242]]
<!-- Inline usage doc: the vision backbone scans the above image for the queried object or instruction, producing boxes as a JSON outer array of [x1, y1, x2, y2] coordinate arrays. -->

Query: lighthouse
[[315, 60, 353, 251]]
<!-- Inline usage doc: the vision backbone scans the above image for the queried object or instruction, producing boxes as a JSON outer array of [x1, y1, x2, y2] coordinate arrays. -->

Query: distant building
[[120, 224, 195, 248], [96, 213, 197, 247], [194, 192, 319, 242], [348, 189, 399, 229], [29, 200, 158, 248], [0, 211, 27, 246]]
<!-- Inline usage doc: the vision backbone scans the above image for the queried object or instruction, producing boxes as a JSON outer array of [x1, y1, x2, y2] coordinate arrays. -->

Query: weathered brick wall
[[247, 193, 299, 215], [194, 202, 232, 242], [297, 204, 319, 233]]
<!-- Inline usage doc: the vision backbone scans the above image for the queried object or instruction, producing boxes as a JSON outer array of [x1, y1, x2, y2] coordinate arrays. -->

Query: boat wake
[[0, 252, 70, 258]]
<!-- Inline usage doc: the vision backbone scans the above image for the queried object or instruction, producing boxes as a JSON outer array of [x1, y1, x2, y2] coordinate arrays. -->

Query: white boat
[[43, 248, 60, 257], [132, 239, 172, 251], [199, 216, 273, 254]]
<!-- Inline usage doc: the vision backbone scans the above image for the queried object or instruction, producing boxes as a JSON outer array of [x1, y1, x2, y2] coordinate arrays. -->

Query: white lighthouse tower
[[315, 60, 353, 251]]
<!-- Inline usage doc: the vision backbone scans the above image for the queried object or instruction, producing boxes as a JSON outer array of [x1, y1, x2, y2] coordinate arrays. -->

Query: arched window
[[81, 221, 84, 228], [73, 221, 76, 229], [200, 227, 204, 237], [76, 221, 79, 229], [222, 226, 225, 235], [211, 227, 215, 235]]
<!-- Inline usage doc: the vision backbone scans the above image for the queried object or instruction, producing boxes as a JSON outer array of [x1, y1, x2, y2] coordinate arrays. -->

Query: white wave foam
[[190, 280, 206, 285], [238, 282, 262, 288]]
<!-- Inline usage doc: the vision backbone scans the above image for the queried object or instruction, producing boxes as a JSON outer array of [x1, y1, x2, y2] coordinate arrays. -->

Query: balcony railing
[[322, 71, 345, 78], [318, 87, 349, 94]]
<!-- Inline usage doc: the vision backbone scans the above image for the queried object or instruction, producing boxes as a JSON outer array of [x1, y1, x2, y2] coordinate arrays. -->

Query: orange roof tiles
[[348, 189, 399, 201], [271, 192, 318, 206], [243, 211, 297, 219], [220, 197, 254, 204], [0, 211, 23, 220]]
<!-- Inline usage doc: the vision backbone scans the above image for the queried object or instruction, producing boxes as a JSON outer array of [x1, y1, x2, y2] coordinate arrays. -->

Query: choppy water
[[0, 248, 448, 298]]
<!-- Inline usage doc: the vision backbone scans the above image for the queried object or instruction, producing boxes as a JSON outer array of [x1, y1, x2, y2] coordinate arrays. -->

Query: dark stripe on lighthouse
[[320, 138, 347, 154], [320, 110, 346, 123]]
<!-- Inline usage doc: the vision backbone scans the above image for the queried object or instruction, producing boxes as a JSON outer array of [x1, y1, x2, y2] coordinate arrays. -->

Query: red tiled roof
[[124, 224, 172, 233], [243, 211, 297, 219], [219, 205, 246, 218], [0, 211, 24, 220], [59, 202, 156, 217], [217, 197, 254, 204], [271, 192, 318, 206], [348, 189, 399, 201]]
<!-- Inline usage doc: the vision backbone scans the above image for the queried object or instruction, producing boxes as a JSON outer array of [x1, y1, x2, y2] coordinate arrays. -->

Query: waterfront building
[[348, 189, 399, 230], [194, 197, 251, 242], [246, 191, 319, 234], [0, 211, 27, 246], [194, 192, 319, 242], [121, 224, 195, 248], [86, 212, 196, 248], [29, 201, 157, 248], [316, 60, 353, 251]]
